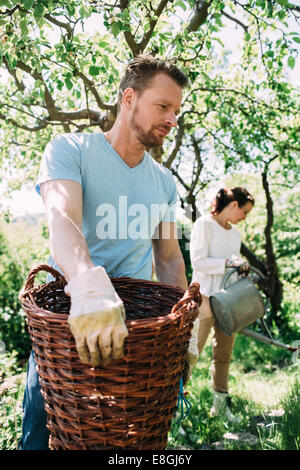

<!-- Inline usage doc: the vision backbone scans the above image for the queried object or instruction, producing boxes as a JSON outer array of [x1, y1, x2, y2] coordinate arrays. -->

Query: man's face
[[129, 73, 183, 148]]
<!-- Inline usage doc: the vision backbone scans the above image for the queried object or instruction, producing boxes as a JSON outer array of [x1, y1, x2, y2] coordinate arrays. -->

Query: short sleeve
[[36, 134, 82, 195]]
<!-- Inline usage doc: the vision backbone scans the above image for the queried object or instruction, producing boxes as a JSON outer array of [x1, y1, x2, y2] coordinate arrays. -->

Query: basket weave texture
[[20, 265, 200, 450]]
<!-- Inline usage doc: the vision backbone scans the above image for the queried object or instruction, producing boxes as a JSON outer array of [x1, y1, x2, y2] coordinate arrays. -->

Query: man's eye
[[159, 104, 167, 110]]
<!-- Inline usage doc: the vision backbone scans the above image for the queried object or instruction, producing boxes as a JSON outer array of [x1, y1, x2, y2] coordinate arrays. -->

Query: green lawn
[[168, 333, 300, 450]]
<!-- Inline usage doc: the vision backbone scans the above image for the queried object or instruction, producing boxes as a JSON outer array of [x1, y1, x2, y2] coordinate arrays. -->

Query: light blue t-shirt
[[36, 132, 177, 280]]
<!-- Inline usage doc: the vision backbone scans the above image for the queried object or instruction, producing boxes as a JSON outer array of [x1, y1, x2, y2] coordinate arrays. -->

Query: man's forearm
[[155, 257, 188, 290], [48, 209, 94, 282]]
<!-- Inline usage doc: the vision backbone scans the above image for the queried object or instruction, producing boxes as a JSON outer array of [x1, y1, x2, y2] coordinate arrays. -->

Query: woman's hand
[[225, 255, 250, 275]]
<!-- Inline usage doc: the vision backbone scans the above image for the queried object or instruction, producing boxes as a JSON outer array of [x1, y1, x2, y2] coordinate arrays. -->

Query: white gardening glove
[[65, 266, 128, 367], [183, 317, 200, 385], [225, 255, 249, 274]]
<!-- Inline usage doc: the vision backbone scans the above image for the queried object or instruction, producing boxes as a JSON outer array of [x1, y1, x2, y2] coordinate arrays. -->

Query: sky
[[1, 8, 299, 217]]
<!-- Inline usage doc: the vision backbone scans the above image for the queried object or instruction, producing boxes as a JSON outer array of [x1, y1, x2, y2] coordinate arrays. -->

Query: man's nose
[[164, 112, 178, 127]]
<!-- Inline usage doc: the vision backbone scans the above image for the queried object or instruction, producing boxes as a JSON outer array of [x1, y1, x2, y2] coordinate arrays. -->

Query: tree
[[0, 0, 299, 318]]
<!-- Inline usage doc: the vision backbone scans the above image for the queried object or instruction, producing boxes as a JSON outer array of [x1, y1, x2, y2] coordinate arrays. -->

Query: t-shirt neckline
[[101, 133, 148, 173]]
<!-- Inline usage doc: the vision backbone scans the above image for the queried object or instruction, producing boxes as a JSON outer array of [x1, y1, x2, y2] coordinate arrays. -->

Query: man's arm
[[40, 179, 94, 281], [152, 222, 188, 290], [40, 178, 128, 367]]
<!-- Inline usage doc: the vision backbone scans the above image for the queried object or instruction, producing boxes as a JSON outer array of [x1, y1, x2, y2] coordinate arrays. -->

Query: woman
[[190, 187, 255, 421]]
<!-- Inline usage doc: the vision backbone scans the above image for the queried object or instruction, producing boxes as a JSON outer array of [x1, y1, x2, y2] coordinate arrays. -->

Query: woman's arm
[[190, 218, 226, 275]]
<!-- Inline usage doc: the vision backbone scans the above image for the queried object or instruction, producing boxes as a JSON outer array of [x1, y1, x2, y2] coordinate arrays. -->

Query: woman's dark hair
[[211, 187, 255, 215], [118, 54, 189, 108]]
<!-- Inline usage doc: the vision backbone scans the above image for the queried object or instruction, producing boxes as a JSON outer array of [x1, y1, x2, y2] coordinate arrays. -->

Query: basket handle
[[171, 282, 201, 318], [22, 264, 66, 293]]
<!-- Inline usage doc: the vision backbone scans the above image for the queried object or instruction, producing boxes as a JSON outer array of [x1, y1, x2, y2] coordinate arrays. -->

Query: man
[[20, 55, 193, 450]]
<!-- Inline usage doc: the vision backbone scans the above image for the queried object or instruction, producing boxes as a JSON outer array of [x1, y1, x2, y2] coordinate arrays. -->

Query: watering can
[[210, 266, 298, 353]]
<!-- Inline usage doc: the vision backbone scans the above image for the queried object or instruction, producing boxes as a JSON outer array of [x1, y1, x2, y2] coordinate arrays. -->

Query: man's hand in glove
[[65, 266, 128, 367]]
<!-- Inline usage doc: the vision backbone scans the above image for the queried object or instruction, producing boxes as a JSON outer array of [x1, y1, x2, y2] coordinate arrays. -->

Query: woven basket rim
[[19, 265, 200, 327]]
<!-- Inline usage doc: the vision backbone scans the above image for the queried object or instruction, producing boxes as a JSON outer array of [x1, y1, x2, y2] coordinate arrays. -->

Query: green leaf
[[22, 0, 34, 9], [291, 36, 300, 44], [65, 78, 73, 90], [66, 3, 75, 16], [277, 9, 286, 20], [98, 41, 109, 48], [287, 56, 295, 69], [57, 79, 63, 91], [175, 0, 187, 11], [102, 54, 110, 69], [111, 22, 120, 38], [34, 3, 44, 22], [20, 18, 28, 36], [0, 0, 11, 7], [89, 65, 100, 76]]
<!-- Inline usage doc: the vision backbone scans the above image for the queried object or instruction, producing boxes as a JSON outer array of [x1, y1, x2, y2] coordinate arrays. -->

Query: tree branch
[[0, 112, 48, 132], [15, 60, 58, 119], [240, 243, 268, 276], [120, 0, 170, 55], [44, 13, 74, 39], [189, 134, 204, 198], [222, 9, 248, 32], [164, 117, 185, 168], [187, 0, 212, 32], [287, 2, 300, 13], [3, 57, 25, 92], [12, 58, 114, 128], [72, 67, 117, 113], [139, 0, 169, 52]]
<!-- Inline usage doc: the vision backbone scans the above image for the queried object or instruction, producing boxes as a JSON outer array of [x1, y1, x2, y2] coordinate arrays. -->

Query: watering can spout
[[240, 327, 298, 353]]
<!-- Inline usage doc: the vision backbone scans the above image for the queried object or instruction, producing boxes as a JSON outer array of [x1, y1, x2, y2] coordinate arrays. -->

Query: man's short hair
[[118, 54, 189, 108]]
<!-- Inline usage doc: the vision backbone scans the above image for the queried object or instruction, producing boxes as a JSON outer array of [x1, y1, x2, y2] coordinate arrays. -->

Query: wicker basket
[[19, 264, 200, 450]]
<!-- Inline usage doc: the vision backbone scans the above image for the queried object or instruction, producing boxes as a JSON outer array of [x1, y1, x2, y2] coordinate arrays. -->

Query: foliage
[[278, 378, 300, 450], [0, 0, 299, 181], [0, 350, 25, 450], [0, 229, 31, 360], [0, 216, 50, 360]]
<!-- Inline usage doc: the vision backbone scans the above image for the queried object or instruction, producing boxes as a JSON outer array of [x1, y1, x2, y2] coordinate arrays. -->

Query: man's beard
[[130, 106, 169, 148]]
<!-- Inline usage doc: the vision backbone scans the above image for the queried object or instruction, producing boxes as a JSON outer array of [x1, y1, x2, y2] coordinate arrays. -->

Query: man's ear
[[122, 87, 135, 110]]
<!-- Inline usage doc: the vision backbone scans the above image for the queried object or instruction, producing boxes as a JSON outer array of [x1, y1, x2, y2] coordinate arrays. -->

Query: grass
[[167, 332, 300, 450], [0, 332, 299, 451]]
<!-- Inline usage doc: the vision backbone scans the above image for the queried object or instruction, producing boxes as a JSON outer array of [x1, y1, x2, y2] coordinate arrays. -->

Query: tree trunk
[[261, 169, 283, 324]]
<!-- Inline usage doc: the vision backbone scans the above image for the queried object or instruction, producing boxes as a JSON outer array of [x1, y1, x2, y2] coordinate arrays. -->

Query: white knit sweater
[[190, 214, 241, 300]]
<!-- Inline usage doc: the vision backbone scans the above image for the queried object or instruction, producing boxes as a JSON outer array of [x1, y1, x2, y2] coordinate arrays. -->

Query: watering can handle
[[221, 265, 266, 289]]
